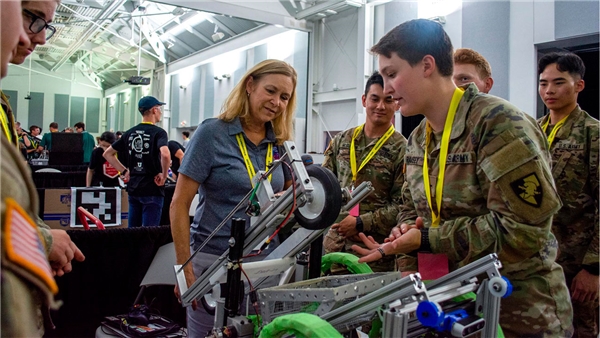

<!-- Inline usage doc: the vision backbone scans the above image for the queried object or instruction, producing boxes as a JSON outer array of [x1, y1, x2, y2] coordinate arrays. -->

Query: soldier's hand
[[331, 215, 358, 238], [48, 230, 85, 276], [353, 228, 422, 263], [386, 217, 425, 242], [571, 269, 599, 303]]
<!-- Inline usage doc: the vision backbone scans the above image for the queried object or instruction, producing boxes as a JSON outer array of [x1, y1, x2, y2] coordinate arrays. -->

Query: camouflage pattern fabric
[[397, 83, 573, 337], [322, 126, 406, 272], [1, 134, 59, 337], [1, 91, 53, 251], [539, 106, 599, 337]]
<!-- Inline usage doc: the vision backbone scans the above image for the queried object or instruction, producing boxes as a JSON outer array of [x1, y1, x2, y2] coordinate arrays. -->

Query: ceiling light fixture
[[212, 31, 224, 42]]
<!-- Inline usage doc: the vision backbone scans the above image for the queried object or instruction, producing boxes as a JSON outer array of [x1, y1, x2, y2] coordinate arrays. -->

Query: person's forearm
[[161, 154, 170, 176], [86, 169, 93, 187], [104, 149, 125, 173], [171, 202, 192, 265]]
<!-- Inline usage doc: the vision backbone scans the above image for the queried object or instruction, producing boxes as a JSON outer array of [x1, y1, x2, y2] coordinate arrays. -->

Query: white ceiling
[[32, 0, 363, 90]]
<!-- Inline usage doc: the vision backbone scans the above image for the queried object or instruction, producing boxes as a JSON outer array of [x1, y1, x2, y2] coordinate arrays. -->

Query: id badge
[[349, 204, 359, 217], [348, 185, 359, 217], [417, 252, 449, 280]]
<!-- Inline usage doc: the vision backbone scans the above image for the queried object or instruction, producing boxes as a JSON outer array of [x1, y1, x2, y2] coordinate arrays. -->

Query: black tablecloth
[[30, 164, 88, 189], [32, 171, 87, 188], [44, 226, 186, 338]]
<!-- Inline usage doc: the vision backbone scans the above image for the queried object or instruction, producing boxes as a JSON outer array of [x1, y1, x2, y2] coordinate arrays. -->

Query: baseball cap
[[138, 96, 166, 112]]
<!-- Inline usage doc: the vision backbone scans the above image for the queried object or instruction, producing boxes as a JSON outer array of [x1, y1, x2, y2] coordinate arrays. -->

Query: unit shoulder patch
[[509, 173, 543, 207]]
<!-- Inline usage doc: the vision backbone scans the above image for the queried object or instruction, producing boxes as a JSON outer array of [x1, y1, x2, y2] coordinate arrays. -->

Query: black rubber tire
[[294, 165, 342, 230]]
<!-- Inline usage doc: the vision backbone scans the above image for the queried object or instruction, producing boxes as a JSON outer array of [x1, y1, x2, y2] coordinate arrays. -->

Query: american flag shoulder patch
[[4, 198, 58, 294]]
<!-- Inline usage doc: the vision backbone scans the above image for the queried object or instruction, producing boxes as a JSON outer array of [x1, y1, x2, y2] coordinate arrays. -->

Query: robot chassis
[[173, 141, 512, 338]]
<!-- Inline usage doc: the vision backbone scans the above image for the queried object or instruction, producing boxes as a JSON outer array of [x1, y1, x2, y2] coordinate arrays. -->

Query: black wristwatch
[[355, 216, 364, 232], [419, 228, 431, 252], [121, 168, 129, 175]]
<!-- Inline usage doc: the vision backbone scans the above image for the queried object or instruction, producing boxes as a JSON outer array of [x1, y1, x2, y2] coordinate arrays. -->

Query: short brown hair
[[454, 48, 492, 80], [371, 19, 454, 77]]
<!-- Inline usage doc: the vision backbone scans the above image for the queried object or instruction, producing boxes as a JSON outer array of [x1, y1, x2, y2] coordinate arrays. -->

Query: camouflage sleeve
[[583, 124, 599, 266], [397, 180, 418, 227], [429, 124, 562, 266], [361, 146, 406, 235], [321, 136, 338, 174], [35, 216, 53, 256], [395, 180, 419, 272]]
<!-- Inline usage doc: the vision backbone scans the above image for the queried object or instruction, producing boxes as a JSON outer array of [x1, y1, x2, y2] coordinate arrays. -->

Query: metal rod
[[224, 218, 246, 322]]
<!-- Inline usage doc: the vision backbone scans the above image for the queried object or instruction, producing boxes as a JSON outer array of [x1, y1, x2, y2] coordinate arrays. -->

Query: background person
[[74, 121, 95, 163], [181, 130, 190, 148], [452, 48, 494, 94], [170, 59, 296, 336], [104, 96, 170, 227], [353, 19, 573, 337], [38, 121, 58, 152], [86, 131, 120, 187], [538, 52, 599, 338], [167, 140, 185, 180], [322, 71, 406, 273]]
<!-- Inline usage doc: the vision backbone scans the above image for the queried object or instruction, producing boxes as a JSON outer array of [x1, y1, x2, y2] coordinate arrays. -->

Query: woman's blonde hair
[[218, 59, 297, 144]]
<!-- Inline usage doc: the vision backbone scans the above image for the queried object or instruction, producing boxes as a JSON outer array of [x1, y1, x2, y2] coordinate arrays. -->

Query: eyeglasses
[[23, 9, 56, 41]]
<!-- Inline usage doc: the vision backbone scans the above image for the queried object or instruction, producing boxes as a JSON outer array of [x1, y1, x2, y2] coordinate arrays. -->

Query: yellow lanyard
[[350, 124, 395, 184], [235, 133, 273, 186], [423, 88, 465, 228], [0, 105, 13, 144], [542, 115, 569, 146]]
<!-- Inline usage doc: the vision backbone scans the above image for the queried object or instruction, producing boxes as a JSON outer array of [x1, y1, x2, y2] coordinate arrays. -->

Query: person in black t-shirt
[[86, 131, 120, 187], [103, 96, 170, 227], [167, 140, 185, 180]]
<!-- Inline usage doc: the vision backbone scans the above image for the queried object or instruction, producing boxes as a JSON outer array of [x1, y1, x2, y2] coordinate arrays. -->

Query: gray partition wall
[[54, 94, 70, 131], [4, 90, 18, 120], [70, 96, 85, 127], [203, 65, 214, 120], [86, 97, 100, 133], [28, 92, 44, 128]]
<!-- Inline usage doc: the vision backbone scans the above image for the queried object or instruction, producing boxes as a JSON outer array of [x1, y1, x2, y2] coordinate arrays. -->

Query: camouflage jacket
[[538, 106, 599, 276], [1, 134, 59, 336], [323, 126, 406, 244], [0, 91, 53, 252], [398, 84, 572, 336]]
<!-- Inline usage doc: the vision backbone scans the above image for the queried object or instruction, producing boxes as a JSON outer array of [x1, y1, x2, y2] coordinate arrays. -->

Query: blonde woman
[[171, 59, 297, 334]]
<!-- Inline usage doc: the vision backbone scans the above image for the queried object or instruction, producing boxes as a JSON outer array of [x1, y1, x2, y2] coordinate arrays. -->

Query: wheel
[[321, 252, 373, 275], [200, 284, 220, 316], [488, 276, 511, 298], [294, 166, 342, 230], [416, 301, 444, 328]]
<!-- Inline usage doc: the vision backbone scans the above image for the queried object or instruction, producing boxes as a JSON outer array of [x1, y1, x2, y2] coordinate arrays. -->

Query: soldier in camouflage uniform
[[322, 71, 406, 272], [353, 19, 573, 337], [538, 52, 599, 338], [1, 0, 85, 335]]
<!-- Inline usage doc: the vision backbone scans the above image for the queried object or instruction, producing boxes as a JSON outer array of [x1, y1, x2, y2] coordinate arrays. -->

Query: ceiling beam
[[51, 0, 128, 71], [209, 16, 236, 36], [135, 16, 167, 63], [181, 24, 214, 46], [89, 43, 156, 70], [73, 58, 104, 90], [154, 0, 310, 31], [167, 24, 288, 75], [168, 35, 196, 54]]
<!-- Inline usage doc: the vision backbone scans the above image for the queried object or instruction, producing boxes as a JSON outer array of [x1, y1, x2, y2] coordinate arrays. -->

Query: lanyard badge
[[423, 88, 464, 228], [236, 133, 273, 186]]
